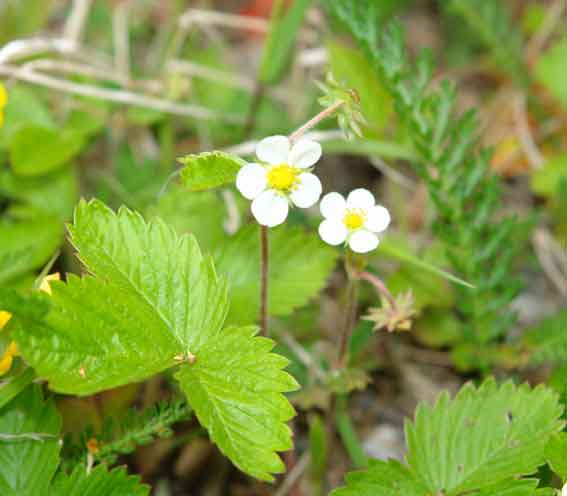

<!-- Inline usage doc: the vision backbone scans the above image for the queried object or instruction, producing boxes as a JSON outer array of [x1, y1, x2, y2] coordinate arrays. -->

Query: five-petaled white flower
[[236, 135, 323, 227], [318, 188, 390, 253]]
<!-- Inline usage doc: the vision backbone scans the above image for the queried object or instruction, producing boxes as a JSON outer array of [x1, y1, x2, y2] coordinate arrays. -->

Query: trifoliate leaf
[[10, 200, 298, 482], [214, 224, 338, 325], [0, 385, 61, 496], [15, 199, 229, 394], [405, 379, 563, 494], [50, 465, 149, 496], [176, 325, 298, 481], [10, 126, 85, 177], [179, 151, 246, 192], [331, 460, 429, 496]]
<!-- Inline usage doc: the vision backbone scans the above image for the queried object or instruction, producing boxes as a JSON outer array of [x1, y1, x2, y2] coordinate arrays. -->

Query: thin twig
[[274, 453, 310, 496], [64, 0, 93, 43], [275, 328, 326, 380], [0, 65, 244, 123], [179, 8, 269, 32], [533, 228, 567, 297], [112, 0, 131, 80], [0, 433, 57, 442], [0, 38, 78, 64], [525, 0, 567, 66], [513, 92, 544, 169], [370, 157, 417, 190], [221, 190, 241, 235], [260, 225, 270, 336]]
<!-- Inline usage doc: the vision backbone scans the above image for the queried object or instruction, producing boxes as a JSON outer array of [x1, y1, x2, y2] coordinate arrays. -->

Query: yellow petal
[[0, 352, 13, 376], [0, 311, 12, 330], [39, 273, 61, 295], [6, 341, 18, 357], [0, 84, 6, 108]]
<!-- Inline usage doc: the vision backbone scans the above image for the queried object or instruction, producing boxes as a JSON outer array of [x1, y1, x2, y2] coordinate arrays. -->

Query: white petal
[[289, 139, 322, 169], [346, 188, 375, 210], [256, 135, 290, 165], [251, 190, 289, 227], [365, 205, 391, 233], [319, 219, 347, 246], [348, 230, 379, 253], [320, 192, 347, 220], [236, 163, 267, 200], [290, 173, 322, 208]]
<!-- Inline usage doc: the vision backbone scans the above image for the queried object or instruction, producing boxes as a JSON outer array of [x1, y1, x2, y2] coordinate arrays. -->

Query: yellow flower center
[[343, 209, 365, 230], [267, 164, 299, 192]]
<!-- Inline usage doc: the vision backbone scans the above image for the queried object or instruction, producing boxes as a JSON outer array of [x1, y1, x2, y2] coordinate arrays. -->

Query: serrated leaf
[[405, 379, 564, 495], [14, 199, 229, 394], [10, 126, 85, 177], [472, 479, 539, 496], [9, 200, 297, 482], [0, 385, 61, 496], [545, 433, 567, 480], [214, 224, 338, 325], [0, 366, 35, 409], [176, 325, 298, 481], [50, 464, 149, 496], [331, 460, 429, 496], [179, 151, 246, 192]]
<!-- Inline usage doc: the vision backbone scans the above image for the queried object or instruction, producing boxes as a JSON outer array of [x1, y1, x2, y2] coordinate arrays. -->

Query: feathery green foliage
[[329, 0, 526, 351], [446, 0, 526, 83], [333, 379, 564, 496], [524, 310, 567, 364]]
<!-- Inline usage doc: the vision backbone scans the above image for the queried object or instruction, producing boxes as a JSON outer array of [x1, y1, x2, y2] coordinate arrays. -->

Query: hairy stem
[[260, 225, 270, 336], [288, 100, 345, 144], [358, 271, 397, 310]]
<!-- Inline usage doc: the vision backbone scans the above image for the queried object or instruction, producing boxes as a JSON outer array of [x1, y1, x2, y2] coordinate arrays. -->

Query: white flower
[[236, 135, 323, 227], [318, 188, 390, 253], [563, 483, 567, 496]]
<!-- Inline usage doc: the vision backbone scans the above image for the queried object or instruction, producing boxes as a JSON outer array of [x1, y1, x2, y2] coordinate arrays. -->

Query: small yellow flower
[[0, 273, 60, 376], [0, 83, 7, 128]]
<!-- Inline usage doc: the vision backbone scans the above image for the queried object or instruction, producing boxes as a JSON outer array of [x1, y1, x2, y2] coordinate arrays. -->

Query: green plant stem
[[335, 395, 367, 469], [259, 225, 269, 336], [337, 258, 359, 369]]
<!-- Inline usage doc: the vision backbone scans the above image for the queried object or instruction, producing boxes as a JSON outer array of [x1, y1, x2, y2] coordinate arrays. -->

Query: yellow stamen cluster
[[343, 209, 366, 230], [267, 164, 299, 192]]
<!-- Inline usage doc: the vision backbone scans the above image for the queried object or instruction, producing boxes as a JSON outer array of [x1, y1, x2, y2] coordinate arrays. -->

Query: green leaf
[[0, 86, 54, 147], [0, 385, 61, 496], [50, 465, 149, 496], [472, 479, 540, 496], [15, 199, 229, 394], [405, 379, 563, 494], [179, 151, 246, 192], [531, 155, 567, 198], [214, 224, 338, 325], [10, 126, 85, 177], [176, 325, 298, 481], [258, 0, 312, 85], [0, 209, 63, 285], [0, 167, 78, 221], [0, 367, 35, 410], [536, 38, 567, 109], [327, 40, 392, 136], [523, 310, 567, 364], [331, 460, 429, 496], [10, 200, 298, 481], [545, 432, 567, 480], [146, 186, 226, 253]]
